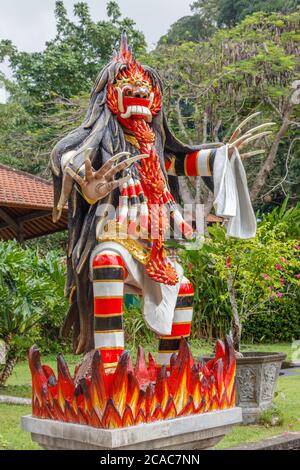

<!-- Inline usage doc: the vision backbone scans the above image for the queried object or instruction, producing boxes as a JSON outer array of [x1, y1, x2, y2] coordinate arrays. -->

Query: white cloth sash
[[213, 145, 256, 239]]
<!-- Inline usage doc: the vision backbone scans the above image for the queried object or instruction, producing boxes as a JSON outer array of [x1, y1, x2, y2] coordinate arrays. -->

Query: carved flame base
[[28, 337, 236, 429]]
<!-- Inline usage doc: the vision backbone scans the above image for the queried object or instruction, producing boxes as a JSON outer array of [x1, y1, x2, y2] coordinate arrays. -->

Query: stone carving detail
[[262, 363, 278, 400], [236, 367, 256, 401]]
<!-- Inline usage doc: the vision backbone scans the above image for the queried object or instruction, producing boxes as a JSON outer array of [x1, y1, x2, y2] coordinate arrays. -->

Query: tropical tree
[[0, 1, 146, 102], [149, 10, 300, 209], [191, 0, 300, 27], [157, 13, 216, 46], [0, 0, 146, 175]]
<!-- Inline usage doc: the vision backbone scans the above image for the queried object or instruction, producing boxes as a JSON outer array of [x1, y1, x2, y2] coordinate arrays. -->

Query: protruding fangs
[[116, 87, 125, 113], [120, 108, 132, 119]]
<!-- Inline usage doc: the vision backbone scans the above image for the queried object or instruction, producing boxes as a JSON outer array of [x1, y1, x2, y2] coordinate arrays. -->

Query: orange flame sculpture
[[28, 337, 236, 429]]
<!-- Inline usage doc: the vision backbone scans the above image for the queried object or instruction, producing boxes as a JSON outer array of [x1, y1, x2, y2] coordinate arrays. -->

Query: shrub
[[0, 241, 68, 385], [181, 206, 300, 346], [124, 304, 155, 350], [34, 250, 70, 353], [259, 404, 284, 427], [242, 288, 300, 342]]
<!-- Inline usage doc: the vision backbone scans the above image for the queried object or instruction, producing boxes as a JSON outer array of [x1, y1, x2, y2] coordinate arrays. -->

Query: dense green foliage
[[192, 0, 300, 27], [181, 201, 300, 343], [217, 0, 300, 26], [151, 10, 300, 206], [0, 241, 68, 384], [158, 14, 216, 46], [1, 1, 146, 101]]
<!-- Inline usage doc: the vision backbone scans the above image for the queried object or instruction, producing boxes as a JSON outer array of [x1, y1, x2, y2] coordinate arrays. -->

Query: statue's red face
[[107, 59, 162, 128]]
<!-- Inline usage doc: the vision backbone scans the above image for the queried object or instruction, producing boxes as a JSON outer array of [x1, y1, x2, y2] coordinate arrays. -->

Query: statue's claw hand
[[240, 149, 265, 160], [66, 149, 149, 203], [227, 113, 276, 159]]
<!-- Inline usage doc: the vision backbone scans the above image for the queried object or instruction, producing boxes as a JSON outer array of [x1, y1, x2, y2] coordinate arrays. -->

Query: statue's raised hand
[[227, 112, 275, 160], [66, 150, 148, 203]]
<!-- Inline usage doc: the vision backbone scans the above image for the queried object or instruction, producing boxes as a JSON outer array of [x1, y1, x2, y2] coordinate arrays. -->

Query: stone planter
[[235, 352, 286, 424], [203, 352, 286, 425]]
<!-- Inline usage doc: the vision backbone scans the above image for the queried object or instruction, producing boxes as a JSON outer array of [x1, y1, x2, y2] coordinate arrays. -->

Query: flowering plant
[[181, 208, 300, 351]]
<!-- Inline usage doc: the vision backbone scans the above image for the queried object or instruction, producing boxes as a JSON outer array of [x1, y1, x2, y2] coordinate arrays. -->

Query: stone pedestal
[[21, 408, 242, 450]]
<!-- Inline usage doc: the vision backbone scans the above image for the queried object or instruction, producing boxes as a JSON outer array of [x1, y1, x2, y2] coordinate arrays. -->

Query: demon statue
[[50, 32, 267, 365], [27, 33, 273, 430]]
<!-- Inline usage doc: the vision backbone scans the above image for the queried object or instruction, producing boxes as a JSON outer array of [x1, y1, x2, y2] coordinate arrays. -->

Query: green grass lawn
[[0, 404, 39, 450], [0, 341, 298, 450], [216, 372, 300, 449], [190, 340, 294, 361], [0, 341, 293, 399]]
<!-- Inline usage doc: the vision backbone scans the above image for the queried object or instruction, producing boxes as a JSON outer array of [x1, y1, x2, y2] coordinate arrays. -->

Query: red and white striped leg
[[157, 277, 194, 368], [92, 250, 128, 369]]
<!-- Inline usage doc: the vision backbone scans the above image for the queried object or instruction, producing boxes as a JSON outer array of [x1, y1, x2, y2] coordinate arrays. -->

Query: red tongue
[[123, 96, 150, 108]]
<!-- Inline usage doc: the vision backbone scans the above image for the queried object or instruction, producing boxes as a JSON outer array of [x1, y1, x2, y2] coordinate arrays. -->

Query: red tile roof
[[0, 164, 67, 241], [0, 164, 55, 209]]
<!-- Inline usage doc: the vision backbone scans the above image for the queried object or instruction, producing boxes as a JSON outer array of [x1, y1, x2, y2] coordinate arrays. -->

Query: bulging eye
[[122, 86, 133, 97]]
